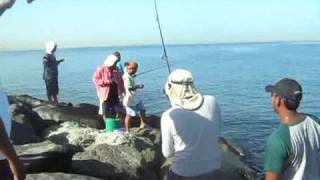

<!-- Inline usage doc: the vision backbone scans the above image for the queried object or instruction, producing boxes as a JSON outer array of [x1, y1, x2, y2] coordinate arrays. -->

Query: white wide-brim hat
[[164, 69, 204, 110]]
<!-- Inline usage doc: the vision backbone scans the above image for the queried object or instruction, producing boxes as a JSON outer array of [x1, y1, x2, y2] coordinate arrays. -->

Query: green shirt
[[264, 114, 320, 180]]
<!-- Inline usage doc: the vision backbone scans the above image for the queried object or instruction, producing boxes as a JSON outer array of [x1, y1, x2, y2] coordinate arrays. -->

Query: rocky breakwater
[[9, 94, 257, 180]]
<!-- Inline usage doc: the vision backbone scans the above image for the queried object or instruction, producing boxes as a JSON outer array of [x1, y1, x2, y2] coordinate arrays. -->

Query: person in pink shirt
[[93, 54, 125, 129]]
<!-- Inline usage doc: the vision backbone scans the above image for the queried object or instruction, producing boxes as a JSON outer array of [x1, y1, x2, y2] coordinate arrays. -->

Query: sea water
[[1, 42, 320, 171]]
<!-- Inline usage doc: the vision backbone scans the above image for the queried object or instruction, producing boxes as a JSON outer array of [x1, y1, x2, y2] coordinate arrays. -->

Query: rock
[[33, 105, 99, 128], [130, 115, 161, 129], [74, 103, 98, 114], [43, 123, 100, 152], [9, 95, 46, 108], [11, 120, 41, 145], [15, 140, 73, 173], [72, 144, 159, 180], [43, 123, 162, 156], [6, 94, 256, 179], [10, 102, 53, 136], [69, 127, 162, 180], [26, 173, 104, 180]]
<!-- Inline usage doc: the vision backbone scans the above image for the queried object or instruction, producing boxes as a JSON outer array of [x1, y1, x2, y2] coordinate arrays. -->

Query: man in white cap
[[264, 78, 320, 180], [0, 90, 25, 180], [161, 69, 221, 180], [43, 41, 64, 106], [93, 54, 125, 129]]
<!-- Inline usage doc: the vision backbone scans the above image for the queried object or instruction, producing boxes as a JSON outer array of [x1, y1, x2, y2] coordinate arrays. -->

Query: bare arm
[[57, 58, 64, 64], [161, 114, 174, 158], [265, 172, 280, 180], [0, 118, 25, 180]]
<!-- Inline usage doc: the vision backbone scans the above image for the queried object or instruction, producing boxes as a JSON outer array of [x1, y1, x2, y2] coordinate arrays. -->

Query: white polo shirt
[[0, 91, 11, 160]]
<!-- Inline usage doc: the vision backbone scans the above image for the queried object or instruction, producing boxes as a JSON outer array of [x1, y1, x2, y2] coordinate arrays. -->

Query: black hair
[[284, 99, 300, 111], [113, 51, 121, 58]]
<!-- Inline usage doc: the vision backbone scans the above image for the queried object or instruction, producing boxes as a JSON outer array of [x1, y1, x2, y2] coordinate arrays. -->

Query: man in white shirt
[[0, 91, 25, 180], [161, 69, 221, 180]]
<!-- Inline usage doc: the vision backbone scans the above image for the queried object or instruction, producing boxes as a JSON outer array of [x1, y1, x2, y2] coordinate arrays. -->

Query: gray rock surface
[[33, 104, 99, 128], [15, 140, 73, 173], [72, 143, 159, 180], [26, 173, 104, 180], [11, 120, 41, 145]]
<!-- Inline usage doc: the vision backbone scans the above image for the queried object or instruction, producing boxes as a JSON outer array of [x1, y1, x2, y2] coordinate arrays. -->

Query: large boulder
[[70, 128, 163, 180], [11, 120, 41, 145], [71, 144, 159, 180], [26, 173, 104, 180], [10, 99, 55, 134], [42, 123, 100, 152], [15, 140, 73, 173], [9, 95, 46, 108]]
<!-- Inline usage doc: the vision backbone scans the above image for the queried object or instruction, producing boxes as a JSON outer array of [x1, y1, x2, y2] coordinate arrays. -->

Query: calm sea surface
[[1, 42, 320, 171]]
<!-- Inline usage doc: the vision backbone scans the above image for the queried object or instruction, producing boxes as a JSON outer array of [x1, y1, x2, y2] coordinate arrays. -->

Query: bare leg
[[139, 111, 147, 128], [47, 94, 52, 103], [96, 115, 105, 129], [52, 95, 59, 105], [124, 114, 132, 132]]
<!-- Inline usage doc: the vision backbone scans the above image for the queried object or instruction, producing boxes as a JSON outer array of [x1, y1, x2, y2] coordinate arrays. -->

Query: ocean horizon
[[1, 42, 320, 171], [1, 40, 320, 53]]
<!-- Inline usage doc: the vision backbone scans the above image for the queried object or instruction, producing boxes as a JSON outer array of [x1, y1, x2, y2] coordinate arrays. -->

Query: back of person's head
[[112, 51, 121, 60], [265, 78, 303, 111], [164, 69, 203, 111]]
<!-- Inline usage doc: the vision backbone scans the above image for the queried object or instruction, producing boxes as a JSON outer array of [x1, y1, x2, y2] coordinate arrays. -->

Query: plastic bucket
[[104, 117, 120, 132]]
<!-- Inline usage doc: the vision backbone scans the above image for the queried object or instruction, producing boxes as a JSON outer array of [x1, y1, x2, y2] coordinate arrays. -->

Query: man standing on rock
[[161, 69, 221, 179], [264, 78, 320, 180], [43, 41, 64, 106], [0, 91, 25, 180], [93, 54, 125, 129]]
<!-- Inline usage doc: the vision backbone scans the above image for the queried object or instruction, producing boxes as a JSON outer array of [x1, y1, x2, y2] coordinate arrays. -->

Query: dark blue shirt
[[43, 54, 59, 80]]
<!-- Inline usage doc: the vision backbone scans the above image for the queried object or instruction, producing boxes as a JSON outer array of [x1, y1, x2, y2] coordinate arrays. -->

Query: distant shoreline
[[1, 40, 320, 53]]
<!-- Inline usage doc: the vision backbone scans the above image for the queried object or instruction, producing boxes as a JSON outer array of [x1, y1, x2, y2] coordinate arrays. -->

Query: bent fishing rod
[[153, 0, 171, 74]]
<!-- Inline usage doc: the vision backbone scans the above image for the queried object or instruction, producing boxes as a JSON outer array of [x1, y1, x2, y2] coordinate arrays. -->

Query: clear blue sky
[[0, 0, 320, 50]]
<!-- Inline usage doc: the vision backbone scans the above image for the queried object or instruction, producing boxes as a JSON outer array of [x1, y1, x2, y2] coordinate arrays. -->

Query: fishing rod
[[135, 65, 167, 76], [153, 0, 171, 74]]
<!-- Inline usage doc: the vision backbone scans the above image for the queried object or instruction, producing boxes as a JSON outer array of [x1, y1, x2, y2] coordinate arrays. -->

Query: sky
[[0, 0, 320, 50]]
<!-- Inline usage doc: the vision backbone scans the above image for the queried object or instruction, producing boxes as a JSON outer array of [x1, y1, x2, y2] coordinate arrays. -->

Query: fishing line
[[135, 64, 168, 76]]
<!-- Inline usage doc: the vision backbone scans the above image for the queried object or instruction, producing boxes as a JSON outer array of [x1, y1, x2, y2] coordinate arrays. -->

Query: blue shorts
[[125, 101, 146, 117]]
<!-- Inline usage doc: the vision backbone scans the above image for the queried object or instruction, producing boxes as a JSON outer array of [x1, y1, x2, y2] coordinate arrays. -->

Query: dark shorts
[[102, 101, 124, 117], [45, 78, 59, 96], [164, 169, 220, 180], [0, 160, 13, 180]]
